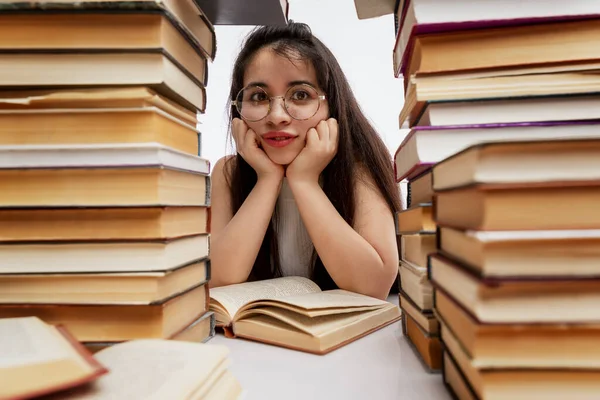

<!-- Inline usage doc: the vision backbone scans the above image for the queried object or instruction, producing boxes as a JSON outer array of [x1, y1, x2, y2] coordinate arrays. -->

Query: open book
[[46, 340, 242, 400], [209, 276, 402, 354], [0, 317, 107, 400]]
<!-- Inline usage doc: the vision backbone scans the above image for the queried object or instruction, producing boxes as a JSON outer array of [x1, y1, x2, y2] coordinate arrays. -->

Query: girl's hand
[[286, 118, 338, 184], [232, 118, 284, 181]]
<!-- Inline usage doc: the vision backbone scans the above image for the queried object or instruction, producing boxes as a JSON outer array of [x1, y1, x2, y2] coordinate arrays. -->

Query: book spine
[[205, 176, 212, 206], [202, 312, 216, 343], [197, 131, 202, 157]]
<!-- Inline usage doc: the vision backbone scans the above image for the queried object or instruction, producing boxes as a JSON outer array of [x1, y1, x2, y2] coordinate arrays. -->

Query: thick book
[[0, 317, 107, 400], [393, 0, 600, 77], [436, 289, 600, 369], [401, 311, 442, 372], [0, 258, 209, 304], [195, 0, 288, 25], [0, 234, 209, 274], [209, 276, 401, 355], [0, 13, 209, 87], [401, 232, 435, 267], [0, 143, 210, 207], [401, 18, 600, 81], [0, 105, 199, 155], [434, 183, 600, 231], [394, 121, 600, 182], [0, 0, 216, 60], [395, 204, 435, 234], [429, 253, 600, 324], [399, 260, 433, 311], [0, 143, 209, 172], [45, 340, 242, 400], [432, 138, 600, 191], [0, 87, 195, 124], [413, 94, 600, 128], [0, 206, 209, 242], [400, 64, 600, 127], [353, 0, 396, 20], [407, 170, 432, 206], [442, 350, 476, 400], [398, 291, 438, 334], [85, 311, 216, 353], [0, 52, 205, 112], [0, 284, 209, 342], [438, 227, 600, 278], [442, 322, 600, 400]]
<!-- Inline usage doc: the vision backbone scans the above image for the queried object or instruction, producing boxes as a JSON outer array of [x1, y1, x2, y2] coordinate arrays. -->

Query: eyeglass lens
[[236, 84, 321, 121]]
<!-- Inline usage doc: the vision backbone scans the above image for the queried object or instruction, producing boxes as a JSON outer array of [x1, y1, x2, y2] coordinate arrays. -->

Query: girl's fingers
[[327, 118, 339, 148], [245, 129, 260, 150], [306, 127, 319, 147], [316, 120, 329, 142], [232, 118, 247, 151]]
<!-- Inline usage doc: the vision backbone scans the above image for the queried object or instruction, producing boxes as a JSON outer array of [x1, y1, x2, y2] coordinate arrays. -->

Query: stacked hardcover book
[[0, 0, 217, 349], [392, 0, 600, 397]]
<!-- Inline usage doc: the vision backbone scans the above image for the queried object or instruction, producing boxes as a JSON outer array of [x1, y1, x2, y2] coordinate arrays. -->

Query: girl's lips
[[263, 136, 296, 148]]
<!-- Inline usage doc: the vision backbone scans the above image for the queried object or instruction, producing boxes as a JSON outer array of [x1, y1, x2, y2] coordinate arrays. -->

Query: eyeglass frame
[[232, 83, 327, 122]]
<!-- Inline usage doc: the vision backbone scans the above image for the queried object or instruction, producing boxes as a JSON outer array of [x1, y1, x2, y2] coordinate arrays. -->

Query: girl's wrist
[[257, 172, 284, 187], [287, 174, 320, 191]]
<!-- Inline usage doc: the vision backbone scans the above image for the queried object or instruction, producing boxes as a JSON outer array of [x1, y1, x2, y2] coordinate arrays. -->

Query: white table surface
[[210, 296, 452, 400]]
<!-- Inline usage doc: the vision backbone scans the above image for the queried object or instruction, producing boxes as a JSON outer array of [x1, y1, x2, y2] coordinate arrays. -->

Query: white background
[[199, 0, 409, 203]]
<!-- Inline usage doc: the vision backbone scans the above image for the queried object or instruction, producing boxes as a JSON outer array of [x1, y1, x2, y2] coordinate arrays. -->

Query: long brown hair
[[225, 22, 401, 290]]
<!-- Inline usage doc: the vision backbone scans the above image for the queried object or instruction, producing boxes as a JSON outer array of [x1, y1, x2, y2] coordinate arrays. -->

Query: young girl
[[210, 22, 401, 300]]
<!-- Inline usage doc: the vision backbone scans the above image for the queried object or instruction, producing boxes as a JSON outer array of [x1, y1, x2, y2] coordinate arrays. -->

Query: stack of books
[[3, 316, 243, 399], [391, 0, 600, 397], [395, 188, 440, 371], [431, 139, 600, 399], [0, 0, 216, 350]]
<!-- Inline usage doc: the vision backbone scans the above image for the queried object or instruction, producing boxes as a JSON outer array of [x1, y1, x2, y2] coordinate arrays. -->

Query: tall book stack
[[395, 187, 441, 372], [392, 0, 600, 398], [0, 0, 217, 350]]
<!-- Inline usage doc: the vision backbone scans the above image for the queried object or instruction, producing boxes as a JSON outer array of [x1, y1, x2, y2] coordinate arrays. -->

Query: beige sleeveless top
[[274, 178, 314, 278]]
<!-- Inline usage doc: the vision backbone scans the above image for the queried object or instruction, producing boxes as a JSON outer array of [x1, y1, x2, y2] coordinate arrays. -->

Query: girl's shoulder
[[212, 155, 236, 180]]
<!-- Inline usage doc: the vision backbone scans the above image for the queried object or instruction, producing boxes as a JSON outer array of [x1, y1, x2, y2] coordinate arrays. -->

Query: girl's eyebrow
[[245, 81, 268, 88], [244, 80, 317, 89], [288, 80, 316, 87]]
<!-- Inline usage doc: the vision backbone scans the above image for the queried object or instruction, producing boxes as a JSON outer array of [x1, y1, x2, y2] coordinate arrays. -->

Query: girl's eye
[[250, 92, 268, 102], [290, 90, 310, 101]]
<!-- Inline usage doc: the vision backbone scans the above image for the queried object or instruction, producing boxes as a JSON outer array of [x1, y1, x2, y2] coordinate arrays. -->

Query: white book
[[0, 235, 209, 274], [394, 122, 600, 181], [0, 143, 210, 174], [394, 0, 600, 75]]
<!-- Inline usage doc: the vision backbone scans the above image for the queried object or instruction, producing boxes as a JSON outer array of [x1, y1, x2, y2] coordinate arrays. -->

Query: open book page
[[209, 276, 321, 320], [0, 317, 80, 368], [260, 289, 390, 316], [46, 340, 230, 400], [238, 304, 395, 337]]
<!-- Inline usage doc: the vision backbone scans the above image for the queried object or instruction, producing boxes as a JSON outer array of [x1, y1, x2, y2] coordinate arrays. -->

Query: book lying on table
[[209, 276, 401, 355], [46, 340, 242, 400], [0, 317, 106, 400]]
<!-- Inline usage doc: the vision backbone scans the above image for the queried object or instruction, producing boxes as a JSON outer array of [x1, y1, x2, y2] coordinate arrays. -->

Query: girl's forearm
[[210, 176, 282, 287], [288, 179, 393, 299]]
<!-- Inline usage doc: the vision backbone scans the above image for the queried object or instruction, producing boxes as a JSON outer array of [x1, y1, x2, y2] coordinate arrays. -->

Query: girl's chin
[[265, 151, 300, 166]]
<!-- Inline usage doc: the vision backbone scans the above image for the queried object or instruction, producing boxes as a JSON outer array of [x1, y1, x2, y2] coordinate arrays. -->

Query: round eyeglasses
[[233, 83, 326, 122]]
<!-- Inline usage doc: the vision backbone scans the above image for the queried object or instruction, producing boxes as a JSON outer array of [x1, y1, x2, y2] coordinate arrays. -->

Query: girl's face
[[240, 47, 329, 166]]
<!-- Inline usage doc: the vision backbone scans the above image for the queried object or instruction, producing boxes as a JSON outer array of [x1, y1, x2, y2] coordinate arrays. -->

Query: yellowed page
[[0, 317, 73, 368], [48, 340, 230, 400], [238, 303, 397, 336], [0, 88, 196, 125], [0, 87, 153, 106], [270, 289, 388, 312], [209, 276, 321, 320]]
